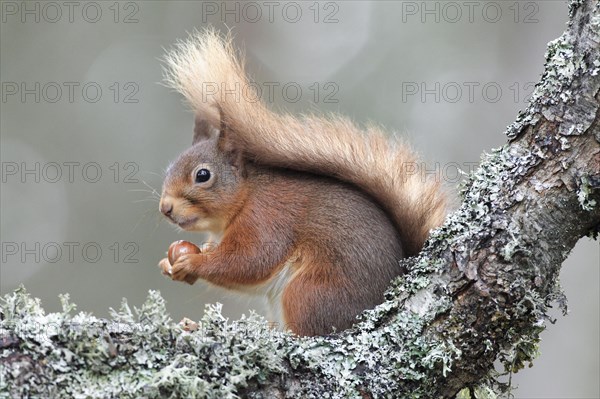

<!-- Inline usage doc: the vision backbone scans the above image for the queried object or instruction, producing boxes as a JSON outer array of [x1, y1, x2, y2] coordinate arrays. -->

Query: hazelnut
[[168, 240, 201, 264]]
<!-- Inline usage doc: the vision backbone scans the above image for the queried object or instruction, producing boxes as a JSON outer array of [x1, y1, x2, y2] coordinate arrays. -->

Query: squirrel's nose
[[160, 200, 173, 217]]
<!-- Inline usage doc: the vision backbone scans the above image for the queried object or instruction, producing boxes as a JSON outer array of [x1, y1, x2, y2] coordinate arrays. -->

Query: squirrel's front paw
[[169, 254, 200, 285], [159, 257, 198, 284]]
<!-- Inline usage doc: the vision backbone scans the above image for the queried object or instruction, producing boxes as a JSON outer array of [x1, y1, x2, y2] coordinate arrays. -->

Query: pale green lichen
[[532, 34, 586, 107], [577, 175, 598, 211], [505, 0, 598, 140], [431, 144, 534, 253], [423, 137, 567, 396], [1, 258, 466, 399], [0, 287, 289, 399], [456, 384, 500, 399], [568, 0, 586, 22]]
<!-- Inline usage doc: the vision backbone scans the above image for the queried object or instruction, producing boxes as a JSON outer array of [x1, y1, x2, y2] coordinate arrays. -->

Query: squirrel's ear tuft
[[193, 114, 219, 145]]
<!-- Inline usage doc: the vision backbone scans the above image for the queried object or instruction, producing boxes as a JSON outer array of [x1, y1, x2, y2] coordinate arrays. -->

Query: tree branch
[[1, 0, 599, 397]]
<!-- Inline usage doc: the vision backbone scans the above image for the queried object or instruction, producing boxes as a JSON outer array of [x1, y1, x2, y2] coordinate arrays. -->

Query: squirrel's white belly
[[237, 257, 298, 332], [262, 260, 296, 331]]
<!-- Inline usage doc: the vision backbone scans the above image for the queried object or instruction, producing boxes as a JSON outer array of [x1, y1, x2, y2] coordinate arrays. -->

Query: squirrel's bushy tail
[[162, 29, 446, 256]]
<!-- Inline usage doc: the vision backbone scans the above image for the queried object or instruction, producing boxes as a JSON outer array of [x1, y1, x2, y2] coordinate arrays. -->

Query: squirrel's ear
[[193, 115, 219, 145], [216, 127, 245, 174], [216, 127, 239, 157]]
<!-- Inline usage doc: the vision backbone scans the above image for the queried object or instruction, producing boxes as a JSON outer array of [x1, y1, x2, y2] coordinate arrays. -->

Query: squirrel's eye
[[195, 168, 211, 183]]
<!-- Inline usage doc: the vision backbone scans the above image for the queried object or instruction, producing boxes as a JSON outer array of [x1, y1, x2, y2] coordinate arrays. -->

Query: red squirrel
[[158, 29, 446, 336]]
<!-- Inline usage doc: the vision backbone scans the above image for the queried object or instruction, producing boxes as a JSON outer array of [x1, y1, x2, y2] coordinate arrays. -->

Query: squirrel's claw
[[158, 258, 172, 276]]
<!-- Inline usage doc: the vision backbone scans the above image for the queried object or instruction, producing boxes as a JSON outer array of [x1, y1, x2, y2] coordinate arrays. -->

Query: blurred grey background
[[1, 1, 598, 397]]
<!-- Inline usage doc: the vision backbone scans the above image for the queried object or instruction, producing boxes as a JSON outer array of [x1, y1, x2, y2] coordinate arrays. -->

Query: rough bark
[[1, 0, 599, 398]]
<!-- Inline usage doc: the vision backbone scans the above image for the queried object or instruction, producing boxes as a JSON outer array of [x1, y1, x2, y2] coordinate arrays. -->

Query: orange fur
[[162, 29, 446, 256], [159, 29, 447, 336]]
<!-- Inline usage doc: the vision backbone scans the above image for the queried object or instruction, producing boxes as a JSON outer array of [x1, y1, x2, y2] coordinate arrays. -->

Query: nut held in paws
[[168, 240, 201, 265]]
